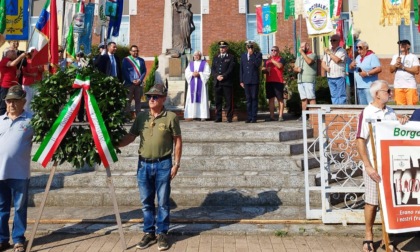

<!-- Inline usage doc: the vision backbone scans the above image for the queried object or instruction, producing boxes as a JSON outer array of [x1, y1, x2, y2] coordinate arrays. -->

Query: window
[[399, 12, 420, 54], [246, 1, 274, 54], [190, 15, 202, 52], [190, 0, 202, 53]]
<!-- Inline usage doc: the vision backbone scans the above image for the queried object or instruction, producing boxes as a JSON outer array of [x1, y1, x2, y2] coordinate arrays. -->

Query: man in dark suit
[[240, 41, 262, 123], [211, 41, 235, 123], [95, 42, 122, 81]]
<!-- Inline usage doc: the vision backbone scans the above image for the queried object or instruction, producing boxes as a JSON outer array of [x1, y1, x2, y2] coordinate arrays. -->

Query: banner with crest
[[5, 0, 29, 40], [304, 0, 334, 37]]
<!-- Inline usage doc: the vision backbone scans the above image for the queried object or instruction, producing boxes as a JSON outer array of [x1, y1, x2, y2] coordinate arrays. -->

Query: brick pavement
[[26, 233, 420, 252]]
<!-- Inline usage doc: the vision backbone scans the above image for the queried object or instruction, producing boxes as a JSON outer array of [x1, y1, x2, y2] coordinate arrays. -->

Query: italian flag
[[66, 1, 85, 58]]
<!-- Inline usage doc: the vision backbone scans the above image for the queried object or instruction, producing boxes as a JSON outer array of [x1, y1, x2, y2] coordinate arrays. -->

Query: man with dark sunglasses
[[350, 41, 382, 105], [118, 84, 182, 251], [321, 34, 347, 104]]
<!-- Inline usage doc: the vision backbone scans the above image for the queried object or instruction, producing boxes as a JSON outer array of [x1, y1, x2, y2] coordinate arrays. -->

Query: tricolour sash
[[125, 56, 142, 80]]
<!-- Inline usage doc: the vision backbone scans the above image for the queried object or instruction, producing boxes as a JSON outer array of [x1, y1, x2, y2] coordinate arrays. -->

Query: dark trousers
[[244, 84, 259, 121], [78, 98, 85, 122], [215, 85, 233, 120], [0, 88, 9, 115]]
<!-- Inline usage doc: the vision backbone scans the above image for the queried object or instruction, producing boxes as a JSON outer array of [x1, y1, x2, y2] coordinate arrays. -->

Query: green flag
[[346, 25, 353, 47], [414, 0, 419, 25], [330, 0, 335, 18], [284, 0, 295, 20], [66, 23, 75, 58], [0, 0, 6, 46], [270, 4, 277, 32]]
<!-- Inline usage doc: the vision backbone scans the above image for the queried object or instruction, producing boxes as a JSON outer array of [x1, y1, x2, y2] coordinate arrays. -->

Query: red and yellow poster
[[376, 121, 420, 233]]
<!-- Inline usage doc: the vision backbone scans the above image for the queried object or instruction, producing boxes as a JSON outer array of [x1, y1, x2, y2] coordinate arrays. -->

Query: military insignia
[[159, 123, 166, 131]]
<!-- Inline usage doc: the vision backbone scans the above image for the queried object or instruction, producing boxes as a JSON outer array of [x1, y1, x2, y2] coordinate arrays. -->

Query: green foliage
[[31, 63, 127, 168], [286, 76, 331, 115], [274, 230, 288, 237], [279, 46, 297, 86], [207, 41, 262, 110], [145, 56, 159, 93]]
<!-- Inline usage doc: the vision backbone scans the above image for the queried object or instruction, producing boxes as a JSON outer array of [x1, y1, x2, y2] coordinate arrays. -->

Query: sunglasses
[[131, 50, 138, 52], [357, 46, 364, 50], [271, 49, 278, 52], [330, 39, 338, 42], [378, 89, 392, 94], [146, 95, 161, 101]]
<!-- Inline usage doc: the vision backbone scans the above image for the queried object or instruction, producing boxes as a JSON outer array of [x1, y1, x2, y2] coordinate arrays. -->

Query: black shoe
[[265, 118, 275, 122], [227, 119, 232, 123], [0, 242, 10, 251], [245, 119, 252, 123], [157, 233, 169, 251], [136, 233, 157, 249], [214, 118, 222, 123], [251, 120, 257, 123]]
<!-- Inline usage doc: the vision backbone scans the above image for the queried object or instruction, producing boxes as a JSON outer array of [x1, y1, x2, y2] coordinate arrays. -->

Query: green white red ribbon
[[33, 74, 118, 168]]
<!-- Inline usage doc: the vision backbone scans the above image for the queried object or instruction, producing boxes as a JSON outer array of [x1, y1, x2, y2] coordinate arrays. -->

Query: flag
[[256, 5, 262, 34], [107, 0, 123, 38], [346, 24, 353, 47], [66, 23, 75, 58], [380, 0, 411, 26], [414, 0, 419, 30], [304, 0, 335, 37], [284, 0, 295, 20], [76, 3, 95, 55], [256, 4, 277, 34], [32, 0, 58, 68], [0, 0, 5, 46]]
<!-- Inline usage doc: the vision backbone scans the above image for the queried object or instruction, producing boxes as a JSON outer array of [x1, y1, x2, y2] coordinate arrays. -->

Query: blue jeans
[[327, 77, 347, 104], [357, 88, 372, 105], [137, 158, 171, 234], [0, 179, 29, 244]]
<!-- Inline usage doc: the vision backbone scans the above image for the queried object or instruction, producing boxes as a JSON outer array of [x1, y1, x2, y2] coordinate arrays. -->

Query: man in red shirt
[[263, 46, 286, 122], [0, 50, 27, 115]]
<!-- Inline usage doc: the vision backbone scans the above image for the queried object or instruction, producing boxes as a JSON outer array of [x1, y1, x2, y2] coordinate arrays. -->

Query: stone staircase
[[28, 118, 318, 220]]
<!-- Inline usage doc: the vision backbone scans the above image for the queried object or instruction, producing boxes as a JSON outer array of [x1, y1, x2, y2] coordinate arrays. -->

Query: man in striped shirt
[[321, 34, 347, 104]]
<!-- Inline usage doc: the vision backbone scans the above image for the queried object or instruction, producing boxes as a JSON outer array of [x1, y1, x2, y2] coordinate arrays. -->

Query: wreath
[[31, 62, 127, 168]]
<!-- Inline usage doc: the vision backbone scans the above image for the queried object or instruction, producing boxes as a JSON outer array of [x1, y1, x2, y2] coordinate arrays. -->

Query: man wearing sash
[[184, 50, 211, 121], [122, 45, 147, 118]]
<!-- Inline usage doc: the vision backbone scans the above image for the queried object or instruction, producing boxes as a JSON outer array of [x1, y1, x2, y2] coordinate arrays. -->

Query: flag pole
[[61, 0, 66, 46]]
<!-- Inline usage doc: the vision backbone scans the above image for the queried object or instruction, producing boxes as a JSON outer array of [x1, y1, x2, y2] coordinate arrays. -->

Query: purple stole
[[189, 60, 206, 103]]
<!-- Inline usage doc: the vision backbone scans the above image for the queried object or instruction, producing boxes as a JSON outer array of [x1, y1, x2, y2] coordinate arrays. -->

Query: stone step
[[28, 186, 314, 207], [29, 170, 312, 190], [116, 139, 314, 158], [30, 155, 305, 173]]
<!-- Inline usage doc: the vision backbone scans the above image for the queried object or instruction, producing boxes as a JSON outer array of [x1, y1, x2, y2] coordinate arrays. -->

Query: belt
[[139, 154, 171, 163]]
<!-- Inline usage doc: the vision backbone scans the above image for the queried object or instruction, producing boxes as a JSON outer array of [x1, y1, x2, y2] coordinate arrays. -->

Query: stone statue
[[167, 0, 195, 58]]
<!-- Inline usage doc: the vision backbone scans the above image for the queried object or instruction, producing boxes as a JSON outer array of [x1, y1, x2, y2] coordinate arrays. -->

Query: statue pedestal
[[165, 80, 185, 108]]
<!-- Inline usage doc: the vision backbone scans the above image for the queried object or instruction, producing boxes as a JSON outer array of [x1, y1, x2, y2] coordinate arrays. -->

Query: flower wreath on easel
[[31, 63, 127, 168]]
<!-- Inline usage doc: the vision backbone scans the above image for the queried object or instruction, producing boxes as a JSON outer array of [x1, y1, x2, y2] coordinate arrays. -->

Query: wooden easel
[[368, 121, 391, 252], [26, 162, 126, 251]]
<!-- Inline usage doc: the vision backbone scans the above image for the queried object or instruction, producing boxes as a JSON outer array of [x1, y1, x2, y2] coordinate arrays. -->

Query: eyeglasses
[[357, 46, 364, 50], [378, 89, 392, 94], [131, 50, 138, 52], [5, 99, 22, 104], [146, 95, 161, 101], [330, 39, 338, 42], [271, 49, 278, 52]]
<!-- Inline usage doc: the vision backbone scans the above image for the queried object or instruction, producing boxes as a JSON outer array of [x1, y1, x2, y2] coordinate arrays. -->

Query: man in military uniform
[[211, 41, 235, 123]]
